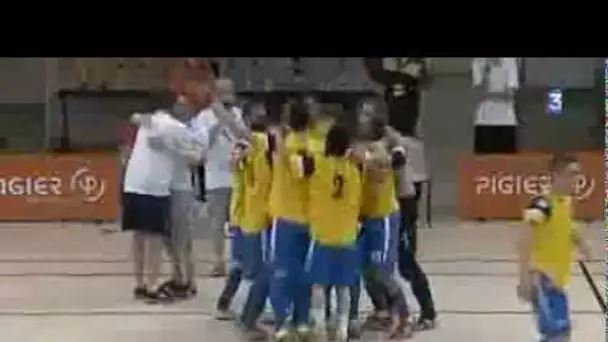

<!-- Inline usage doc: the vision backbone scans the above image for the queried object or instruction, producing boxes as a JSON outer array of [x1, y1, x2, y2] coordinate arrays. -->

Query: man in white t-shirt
[[123, 111, 201, 302], [471, 58, 520, 154], [184, 74, 249, 277]]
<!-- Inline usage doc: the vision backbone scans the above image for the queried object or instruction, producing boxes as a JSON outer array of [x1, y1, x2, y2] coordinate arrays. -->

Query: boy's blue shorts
[[241, 229, 271, 279], [532, 272, 571, 339], [360, 211, 400, 272], [229, 225, 245, 268], [304, 240, 359, 287], [268, 218, 310, 280]]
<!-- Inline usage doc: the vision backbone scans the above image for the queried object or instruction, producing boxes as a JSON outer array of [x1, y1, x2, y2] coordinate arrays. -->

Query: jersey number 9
[[332, 174, 344, 199]]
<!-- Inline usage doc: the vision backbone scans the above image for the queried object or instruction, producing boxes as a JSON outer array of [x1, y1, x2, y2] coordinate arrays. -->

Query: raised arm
[[210, 103, 251, 142]]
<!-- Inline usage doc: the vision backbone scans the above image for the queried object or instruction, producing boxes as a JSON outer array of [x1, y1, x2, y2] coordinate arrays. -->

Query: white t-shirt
[[189, 106, 243, 190], [472, 58, 519, 126], [153, 113, 193, 192], [123, 124, 175, 197]]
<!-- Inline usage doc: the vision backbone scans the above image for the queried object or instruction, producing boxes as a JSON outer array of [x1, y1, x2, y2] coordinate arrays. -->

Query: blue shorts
[[229, 226, 245, 268], [360, 211, 400, 272], [241, 229, 271, 279], [532, 272, 571, 339], [269, 218, 310, 279], [304, 241, 359, 287]]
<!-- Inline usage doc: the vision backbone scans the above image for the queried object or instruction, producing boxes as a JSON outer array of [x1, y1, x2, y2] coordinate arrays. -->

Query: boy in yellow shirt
[[268, 98, 324, 341], [235, 107, 276, 341], [297, 124, 363, 342], [214, 137, 248, 320], [355, 100, 413, 339], [518, 154, 591, 342]]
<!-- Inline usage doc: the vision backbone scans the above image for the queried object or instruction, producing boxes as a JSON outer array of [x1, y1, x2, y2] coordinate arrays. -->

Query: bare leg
[[163, 234, 182, 282], [145, 233, 165, 291], [132, 231, 146, 288]]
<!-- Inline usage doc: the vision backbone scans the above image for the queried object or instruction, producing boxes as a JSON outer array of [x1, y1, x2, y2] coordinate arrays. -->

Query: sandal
[[133, 286, 148, 300], [144, 285, 176, 304]]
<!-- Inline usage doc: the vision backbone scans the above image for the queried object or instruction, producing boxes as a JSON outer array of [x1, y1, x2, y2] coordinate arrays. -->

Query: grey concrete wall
[[0, 58, 47, 104], [0, 58, 48, 151]]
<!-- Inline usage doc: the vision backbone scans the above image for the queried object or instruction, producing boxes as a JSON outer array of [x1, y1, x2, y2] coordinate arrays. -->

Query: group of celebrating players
[[211, 93, 436, 342], [122, 58, 436, 341], [120, 58, 595, 342]]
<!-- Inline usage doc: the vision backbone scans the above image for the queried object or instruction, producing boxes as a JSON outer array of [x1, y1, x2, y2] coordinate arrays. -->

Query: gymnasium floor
[[0, 221, 603, 342]]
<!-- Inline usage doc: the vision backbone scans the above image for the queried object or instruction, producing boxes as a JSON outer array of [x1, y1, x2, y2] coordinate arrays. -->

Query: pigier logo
[[474, 173, 596, 201], [459, 153, 602, 220], [0, 155, 118, 221], [70, 167, 106, 203]]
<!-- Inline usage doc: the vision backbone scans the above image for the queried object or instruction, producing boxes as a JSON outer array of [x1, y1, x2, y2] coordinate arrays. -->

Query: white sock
[[311, 287, 326, 330], [336, 287, 350, 336]]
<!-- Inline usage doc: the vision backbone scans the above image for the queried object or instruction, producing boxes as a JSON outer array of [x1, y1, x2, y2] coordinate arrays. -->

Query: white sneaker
[[335, 321, 349, 342]]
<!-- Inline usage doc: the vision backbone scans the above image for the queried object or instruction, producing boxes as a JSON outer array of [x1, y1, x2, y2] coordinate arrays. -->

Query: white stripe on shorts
[[269, 218, 278, 263], [382, 216, 391, 263], [261, 229, 268, 264], [304, 239, 316, 273]]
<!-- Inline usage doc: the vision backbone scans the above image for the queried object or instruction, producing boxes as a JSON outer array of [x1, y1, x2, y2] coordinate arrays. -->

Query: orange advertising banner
[[458, 152, 603, 220], [0, 154, 120, 221]]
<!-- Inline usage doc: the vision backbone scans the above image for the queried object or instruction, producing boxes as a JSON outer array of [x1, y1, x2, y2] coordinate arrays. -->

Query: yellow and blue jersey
[[240, 132, 274, 234], [360, 141, 399, 219], [229, 163, 246, 228], [308, 155, 362, 246], [269, 130, 324, 224], [523, 194, 575, 289]]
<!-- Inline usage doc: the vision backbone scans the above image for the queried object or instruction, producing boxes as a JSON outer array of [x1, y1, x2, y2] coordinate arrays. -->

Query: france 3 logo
[[547, 88, 563, 116]]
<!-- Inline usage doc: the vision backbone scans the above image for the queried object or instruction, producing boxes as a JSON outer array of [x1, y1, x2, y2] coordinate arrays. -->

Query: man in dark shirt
[[364, 58, 430, 137]]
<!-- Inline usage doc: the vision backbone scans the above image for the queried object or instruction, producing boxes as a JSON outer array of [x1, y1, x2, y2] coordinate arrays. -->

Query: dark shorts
[[121, 192, 170, 236], [474, 125, 517, 154]]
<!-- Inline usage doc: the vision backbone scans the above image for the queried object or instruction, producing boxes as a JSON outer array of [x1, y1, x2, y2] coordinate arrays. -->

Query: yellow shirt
[[269, 130, 324, 224], [241, 132, 273, 233], [308, 156, 362, 246], [229, 164, 246, 228], [523, 195, 575, 288]]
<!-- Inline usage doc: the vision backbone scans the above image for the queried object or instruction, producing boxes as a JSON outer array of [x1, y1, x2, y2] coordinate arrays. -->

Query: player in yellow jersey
[[299, 124, 362, 342], [268, 98, 324, 341], [214, 137, 248, 320], [228, 102, 276, 341], [518, 154, 591, 342], [356, 102, 413, 339]]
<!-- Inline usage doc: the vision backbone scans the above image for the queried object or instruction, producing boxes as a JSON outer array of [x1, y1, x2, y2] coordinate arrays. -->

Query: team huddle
[[212, 95, 428, 342], [120, 59, 594, 342]]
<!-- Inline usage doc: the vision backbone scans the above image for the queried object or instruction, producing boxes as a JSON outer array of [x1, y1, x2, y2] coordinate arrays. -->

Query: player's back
[[270, 130, 323, 224], [524, 194, 575, 288], [241, 131, 274, 233], [123, 126, 175, 197], [309, 156, 362, 246], [360, 141, 399, 219]]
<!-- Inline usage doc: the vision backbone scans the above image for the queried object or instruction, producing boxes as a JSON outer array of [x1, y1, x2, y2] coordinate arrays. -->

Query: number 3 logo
[[547, 89, 563, 115]]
